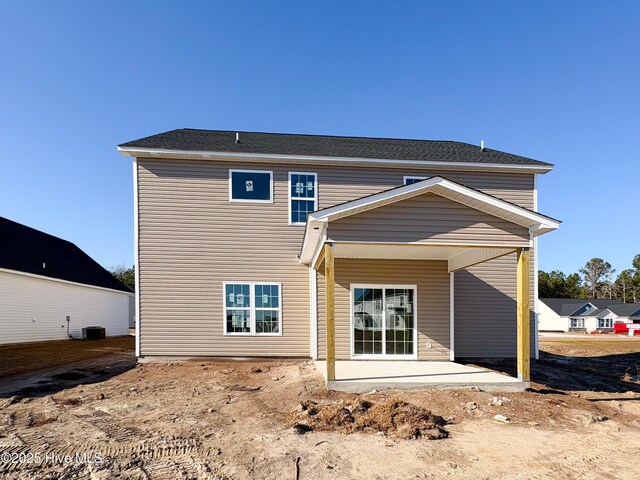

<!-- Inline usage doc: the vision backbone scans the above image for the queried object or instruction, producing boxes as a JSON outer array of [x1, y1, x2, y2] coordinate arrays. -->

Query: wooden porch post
[[324, 243, 336, 382], [517, 247, 530, 381]]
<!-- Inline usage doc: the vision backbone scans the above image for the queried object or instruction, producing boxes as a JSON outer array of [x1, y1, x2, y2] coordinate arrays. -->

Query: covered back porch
[[299, 177, 559, 391], [315, 359, 527, 393]]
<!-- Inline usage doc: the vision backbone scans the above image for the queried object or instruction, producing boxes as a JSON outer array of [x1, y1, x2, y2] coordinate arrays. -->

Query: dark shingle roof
[[0, 216, 132, 293], [119, 129, 552, 167], [608, 303, 640, 317], [539, 298, 623, 316]]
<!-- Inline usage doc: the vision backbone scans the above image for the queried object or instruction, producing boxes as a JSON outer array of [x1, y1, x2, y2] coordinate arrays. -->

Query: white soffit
[[332, 244, 515, 271]]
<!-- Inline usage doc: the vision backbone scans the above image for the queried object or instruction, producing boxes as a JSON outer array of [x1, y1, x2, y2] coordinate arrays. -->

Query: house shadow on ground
[[0, 352, 137, 399], [466, 350, 640, 395]]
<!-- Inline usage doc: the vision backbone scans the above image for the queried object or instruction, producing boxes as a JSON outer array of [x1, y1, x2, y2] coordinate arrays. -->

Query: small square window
[[229, 170, 273, 202]]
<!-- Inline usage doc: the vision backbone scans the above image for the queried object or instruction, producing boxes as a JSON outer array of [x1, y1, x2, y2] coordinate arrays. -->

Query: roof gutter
[[117, 146, 554, 174]]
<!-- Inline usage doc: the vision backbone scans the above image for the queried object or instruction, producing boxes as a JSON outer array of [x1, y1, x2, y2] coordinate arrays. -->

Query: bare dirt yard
[[0, 337, 135, 378], [1, 337, 639, 479]]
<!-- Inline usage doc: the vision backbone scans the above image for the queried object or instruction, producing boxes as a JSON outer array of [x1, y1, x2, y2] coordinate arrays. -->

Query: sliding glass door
[[352, 285, 416, 358]]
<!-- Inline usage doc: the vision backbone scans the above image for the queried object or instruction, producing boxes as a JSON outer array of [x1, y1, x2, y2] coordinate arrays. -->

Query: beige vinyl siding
[[317, 259, 450, 360], [137, 159, 310, 357], [453, 250, 536, 358], [137, 157, 536, 358], [328, 193, 530, 247]]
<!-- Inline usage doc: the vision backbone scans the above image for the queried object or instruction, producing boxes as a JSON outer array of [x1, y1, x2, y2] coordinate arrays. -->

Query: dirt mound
[[290, 398, 448, 440]]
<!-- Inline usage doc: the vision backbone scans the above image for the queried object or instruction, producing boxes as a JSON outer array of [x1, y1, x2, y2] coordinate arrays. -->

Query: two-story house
[[118, 129, 560, 388]]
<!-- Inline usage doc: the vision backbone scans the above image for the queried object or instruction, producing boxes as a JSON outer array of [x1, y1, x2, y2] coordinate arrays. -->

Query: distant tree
[[110, 265, 135, 291], [633, 254, 640, 301], [564, 273, 585, 298], [538, 270, 585, 298], [580, 258, 614, 299], [615, 270, 636, 303], [538, 270, 552, 298]]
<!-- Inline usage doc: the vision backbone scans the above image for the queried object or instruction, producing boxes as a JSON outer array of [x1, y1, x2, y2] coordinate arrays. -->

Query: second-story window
[[289, 172, 317, 225], [229, 169, 273, 203]]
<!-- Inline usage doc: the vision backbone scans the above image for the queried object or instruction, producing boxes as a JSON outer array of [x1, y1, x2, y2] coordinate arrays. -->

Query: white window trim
[[598, 318, 613, 329], [349, 283, 418, 360], [223, 281, 282, 336], [403, 175, 429, 185], [570, 317, 585, 328], [288, 171, 318, 225], [229, 169, 274, 203]]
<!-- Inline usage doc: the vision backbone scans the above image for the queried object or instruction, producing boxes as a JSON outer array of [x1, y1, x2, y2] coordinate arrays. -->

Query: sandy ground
[[1, 339, 639, 479]]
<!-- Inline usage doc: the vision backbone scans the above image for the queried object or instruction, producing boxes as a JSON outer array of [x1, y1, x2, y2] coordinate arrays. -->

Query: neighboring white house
[[538, 298, 640, 333], [0, 216, 133, 345]]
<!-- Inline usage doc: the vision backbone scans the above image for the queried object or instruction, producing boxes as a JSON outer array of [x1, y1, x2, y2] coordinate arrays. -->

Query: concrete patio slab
[[315, 360, 528, 393]]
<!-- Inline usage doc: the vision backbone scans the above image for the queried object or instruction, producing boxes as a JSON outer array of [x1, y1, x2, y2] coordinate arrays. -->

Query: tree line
[[539, 255, 640, 302], [110, 265, 135, 291]]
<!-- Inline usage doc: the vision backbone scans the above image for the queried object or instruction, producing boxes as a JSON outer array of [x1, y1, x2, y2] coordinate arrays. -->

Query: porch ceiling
[[331, 242, 515, 272]]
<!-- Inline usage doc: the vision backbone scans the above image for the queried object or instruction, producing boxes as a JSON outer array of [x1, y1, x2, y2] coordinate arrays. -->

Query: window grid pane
[[290, 173, 317, 224], [255, 284, 279, 309], [354, 287, 414, 356], [290, 174, 316, 199], [354, 288, 383, 355], [226, 309, 250, 333], [256, 310, 280, 333], [291, 200, 315, 224]]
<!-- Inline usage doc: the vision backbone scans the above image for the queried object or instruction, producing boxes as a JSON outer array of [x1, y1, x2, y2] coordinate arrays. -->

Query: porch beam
[[313, 244, 326, 270], [324, 243, 336, 382], [517, 247, 530, 381]]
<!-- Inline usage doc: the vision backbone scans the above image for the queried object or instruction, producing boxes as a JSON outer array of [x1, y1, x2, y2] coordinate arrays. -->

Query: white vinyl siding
[[0, 269, 131, 345]]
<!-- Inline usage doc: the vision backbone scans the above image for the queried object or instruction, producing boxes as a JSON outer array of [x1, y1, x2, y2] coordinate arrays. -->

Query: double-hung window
[[403, 176, 428, 185], [224, 282, 281, 335], [289, 172, 317, 225], [598, 318, 612, 329], [570, 317, 584, 328], [229, 169, 273, 202]]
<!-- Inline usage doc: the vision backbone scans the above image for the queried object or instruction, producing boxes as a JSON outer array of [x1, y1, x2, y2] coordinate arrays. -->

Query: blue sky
[[1, 1, 638, 276]]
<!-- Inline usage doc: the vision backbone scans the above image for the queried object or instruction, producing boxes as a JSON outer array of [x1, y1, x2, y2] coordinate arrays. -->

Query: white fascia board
[[300, 220, 327, 265], [133, 157, 141, 357], [566, 302, 596, 317], [117, 146, 554, 174], [0, 267, 134, 296]]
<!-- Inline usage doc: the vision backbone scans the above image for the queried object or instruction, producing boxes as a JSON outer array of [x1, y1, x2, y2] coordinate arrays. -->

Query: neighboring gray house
[[118, 129, 560, 383], [538, 298, 640, 333], [0, 216, 134, 344]]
